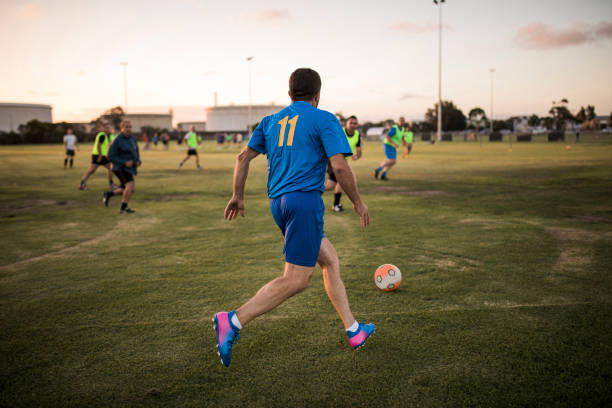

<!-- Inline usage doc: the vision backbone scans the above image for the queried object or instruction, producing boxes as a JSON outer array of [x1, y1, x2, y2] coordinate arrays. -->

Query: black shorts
[[113, 170, 134, 188], [66, 149, 75, 157], [162, 140, 168, 145], [91, 155, 110, 165], [326, 162, 337, 183], [187, 149, 197, 156]]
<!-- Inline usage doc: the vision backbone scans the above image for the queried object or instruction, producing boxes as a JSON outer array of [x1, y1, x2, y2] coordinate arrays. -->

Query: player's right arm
[[330, 153, 369, 227], [386, 127, 399, 148], [224, 146, 260, 220]]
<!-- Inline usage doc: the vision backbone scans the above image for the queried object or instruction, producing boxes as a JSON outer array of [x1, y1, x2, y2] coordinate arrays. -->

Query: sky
[[1, 0, 611, 125]]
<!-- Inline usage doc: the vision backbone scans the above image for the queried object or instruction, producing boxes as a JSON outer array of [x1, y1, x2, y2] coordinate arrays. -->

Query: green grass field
[[1, 137, 611, 407]]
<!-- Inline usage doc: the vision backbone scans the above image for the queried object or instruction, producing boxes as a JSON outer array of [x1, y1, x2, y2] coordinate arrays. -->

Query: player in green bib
[[325, 115, 362, 212], [78, 121, 116, 190], [374, 117, 409, 181], [178, 126, 202, 170], [403, 127, 414, 158]]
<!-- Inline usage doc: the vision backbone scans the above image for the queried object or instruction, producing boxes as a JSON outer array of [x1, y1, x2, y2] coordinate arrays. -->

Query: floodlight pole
[[435, 0, 444, 142], [120, 62, 128, 113], [489, 68, 495, 134], [247, 56, 254, 134]]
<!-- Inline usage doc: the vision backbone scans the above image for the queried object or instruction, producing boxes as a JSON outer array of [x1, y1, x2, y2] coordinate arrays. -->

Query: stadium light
[[247, 56, 254, 134], [434, 0, 445, 141], [120, 62, 128, 113], [489, 68, 495, 134]]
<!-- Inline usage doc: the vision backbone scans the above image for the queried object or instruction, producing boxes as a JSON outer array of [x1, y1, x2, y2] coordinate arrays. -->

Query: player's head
[[67, 128, 73, 134], [398, 117, 406, 126], [101, 121, 110, 132], [288, 68, 321, 106], [190, 125, 195, 132], [120, 120, 132, 135], [346, 115, 358, 131]]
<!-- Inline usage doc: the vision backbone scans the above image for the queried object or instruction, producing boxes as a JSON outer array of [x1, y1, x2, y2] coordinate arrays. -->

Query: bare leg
[[324, 179, 337, 191], [236, 262, 314, 326], [105, 164, 114, 185], [317, 238, 355, 329], [81, 164, 99, 183], [382, 159, 396, 173], [179, 155, 190, 166], [333, 183, 343, 194], [195, 153, 200, 168], [122, 181, 134, 204]]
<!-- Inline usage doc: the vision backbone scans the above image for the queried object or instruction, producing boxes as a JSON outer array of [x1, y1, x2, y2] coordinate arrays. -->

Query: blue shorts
[[270, 191, 325, 267], [384, 143, 397, 159]]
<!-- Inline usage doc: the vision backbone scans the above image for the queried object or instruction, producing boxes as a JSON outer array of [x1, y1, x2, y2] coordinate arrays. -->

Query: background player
[[214, 68, 374, 367], [325, 115, 362, 212], [178, 126, 202, 170], [78, 122, 115, 190], [374, 116, 408, 181], [63, 128, 78, 169], [103, 120, 141, 214], [403, 123, 414, 158]]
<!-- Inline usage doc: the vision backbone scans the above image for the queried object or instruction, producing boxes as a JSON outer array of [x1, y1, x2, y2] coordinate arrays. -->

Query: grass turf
[[1, 137, 611, 407]]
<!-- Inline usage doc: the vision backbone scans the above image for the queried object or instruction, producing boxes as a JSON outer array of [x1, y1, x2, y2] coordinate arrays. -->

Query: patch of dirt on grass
[[370, 186, 449, 197], [156, 193, 198, 201], [570, 214, 609, 223], [546, 227, 605, 274], [0, 199, 78, 210], [414, 255, 459, 269], [0, 216, 159, 272]]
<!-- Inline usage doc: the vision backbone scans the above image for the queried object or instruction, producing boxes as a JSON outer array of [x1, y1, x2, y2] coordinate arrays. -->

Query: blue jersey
[[248, 101, 352, 199]]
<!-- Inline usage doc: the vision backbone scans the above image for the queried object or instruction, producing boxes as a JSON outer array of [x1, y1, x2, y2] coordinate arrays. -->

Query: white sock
[[231, 312, 242, 330], [346, 321, 359, 333]]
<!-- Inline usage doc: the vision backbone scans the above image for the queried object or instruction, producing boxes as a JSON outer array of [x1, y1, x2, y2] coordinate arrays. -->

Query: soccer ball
[[374, 264, 401, 291]]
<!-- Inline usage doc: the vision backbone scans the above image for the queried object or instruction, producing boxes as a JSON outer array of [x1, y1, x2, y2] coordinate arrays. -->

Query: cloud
[[399, 93, 428, 100], [389, 21, 451, 34], [514, 21, 612, 50], [242, 8, 291, 25], [19, 4, 40, 18]]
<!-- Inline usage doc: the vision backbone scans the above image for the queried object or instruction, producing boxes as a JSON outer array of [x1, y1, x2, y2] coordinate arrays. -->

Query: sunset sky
[[1, 0, 611, 125]]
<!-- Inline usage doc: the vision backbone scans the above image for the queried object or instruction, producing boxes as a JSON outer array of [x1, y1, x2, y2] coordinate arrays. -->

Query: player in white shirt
[[63, 129, 78, 169]]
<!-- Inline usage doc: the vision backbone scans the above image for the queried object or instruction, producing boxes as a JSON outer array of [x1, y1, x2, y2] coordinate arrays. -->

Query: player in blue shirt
[[213, 68, 374, 367]]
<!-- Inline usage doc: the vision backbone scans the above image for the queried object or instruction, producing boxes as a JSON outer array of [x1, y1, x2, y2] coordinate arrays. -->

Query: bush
[[548, 131, 565, 142], [489, 132, 503, 142], [516, 133, 532, 142]]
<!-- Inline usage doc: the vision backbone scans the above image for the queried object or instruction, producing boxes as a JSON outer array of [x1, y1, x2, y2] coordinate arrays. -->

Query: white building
[[205, 105, 285, 132], [0, 103, 53, 132], [177, 121, 206, 132], [123, 113, 173, 132]]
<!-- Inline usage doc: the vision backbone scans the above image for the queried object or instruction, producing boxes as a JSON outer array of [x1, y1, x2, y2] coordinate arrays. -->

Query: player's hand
[[125, 160, 133, 168], [353, 200, 370, 227], [224, 196, 245, 220], [136, 160, 141, 167]]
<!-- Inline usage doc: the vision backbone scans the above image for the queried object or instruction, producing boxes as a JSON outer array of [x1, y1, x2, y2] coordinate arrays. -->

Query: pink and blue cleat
[[347, 322, 375, 349], [213, 311, 240, 367]]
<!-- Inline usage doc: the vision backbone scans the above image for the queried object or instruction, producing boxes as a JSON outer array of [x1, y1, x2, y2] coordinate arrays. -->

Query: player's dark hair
[[289, 68, 321, 101], [347, 115, 357, 121]]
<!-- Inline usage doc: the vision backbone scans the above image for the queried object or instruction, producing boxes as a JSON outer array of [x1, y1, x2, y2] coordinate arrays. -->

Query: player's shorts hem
[[113, 170, 134, 188], [284, 252, 321, 268], [187, 149, 197, 155], [384, 144, 397, 159], [66, 149, 75, 156], [91, 155, 110, 165]]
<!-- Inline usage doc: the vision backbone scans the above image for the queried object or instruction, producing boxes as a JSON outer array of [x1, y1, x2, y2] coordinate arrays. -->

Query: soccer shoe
[[333, 204, 344, 212], [78, 184, 88, 191], [347, 322, 375, 349], [374, 168, 381, 179], [110, 183, 120, 189], [197, 165, 203, 171], [380, 175, 389, 181], [213, 311, 240, 367], [119, 207, 135, 214], [102, 192, 110, 207]]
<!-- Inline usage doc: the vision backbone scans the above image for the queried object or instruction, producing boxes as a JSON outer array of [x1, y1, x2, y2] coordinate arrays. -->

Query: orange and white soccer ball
[[374, 264, 401, 291]]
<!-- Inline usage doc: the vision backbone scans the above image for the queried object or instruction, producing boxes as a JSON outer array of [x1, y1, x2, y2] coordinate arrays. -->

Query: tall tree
[[586, 105, 596, 121], [528, 114, 540, 127], [549, 99, 574, 131], [425, 100, 466, 131]]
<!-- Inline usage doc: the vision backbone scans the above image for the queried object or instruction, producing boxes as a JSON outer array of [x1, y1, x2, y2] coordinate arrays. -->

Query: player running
[[78, 122, 116, 190], [403, 125, 414, 158], [214, 68, 374, 367], [63, 128, 78, 169], [374, 116, 409, 180], [178, 126, 202, 170], [103, 120, 141, 214], [325, 115, 362, 212]]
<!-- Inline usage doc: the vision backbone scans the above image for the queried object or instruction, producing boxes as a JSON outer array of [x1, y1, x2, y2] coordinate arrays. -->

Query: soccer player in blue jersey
[[213, 68, 374, 367], [374, 117, 408, 180]]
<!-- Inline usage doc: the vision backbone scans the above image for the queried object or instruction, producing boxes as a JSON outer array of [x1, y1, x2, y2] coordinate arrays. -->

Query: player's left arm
[[352, 133, 362, 160], [224, 146, 260, 220]]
